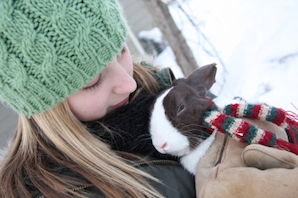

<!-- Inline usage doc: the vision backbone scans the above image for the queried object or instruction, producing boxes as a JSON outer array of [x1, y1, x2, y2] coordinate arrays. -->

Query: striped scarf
[[203, 99, 298, 155]]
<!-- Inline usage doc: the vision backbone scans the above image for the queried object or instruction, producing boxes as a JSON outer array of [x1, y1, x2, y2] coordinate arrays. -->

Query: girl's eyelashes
[[82, 75, 102, 91], [121, 46, 127, 54], [117, 46, 126, 57]]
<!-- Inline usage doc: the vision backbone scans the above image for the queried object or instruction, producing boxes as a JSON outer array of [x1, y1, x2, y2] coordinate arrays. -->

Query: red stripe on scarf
[[236, 120, 251, 143], [230, 104, 240, 117], [273, 108, 286, 126], [251, 104, 262, 120], [210, 114, 229, 134], [258, 130, 274, 146]]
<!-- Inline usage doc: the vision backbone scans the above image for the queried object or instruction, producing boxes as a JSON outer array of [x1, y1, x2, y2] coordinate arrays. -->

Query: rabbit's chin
[[154, 145, 191, 157], [169, 148, 191, 157]]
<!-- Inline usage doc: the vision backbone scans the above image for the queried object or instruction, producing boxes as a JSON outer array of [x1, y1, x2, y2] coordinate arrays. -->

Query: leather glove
[[198, 144, 298, 198]]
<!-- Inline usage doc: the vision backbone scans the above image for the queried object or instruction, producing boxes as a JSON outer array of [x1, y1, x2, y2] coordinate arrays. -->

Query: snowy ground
[[145, 0, 298, 112]]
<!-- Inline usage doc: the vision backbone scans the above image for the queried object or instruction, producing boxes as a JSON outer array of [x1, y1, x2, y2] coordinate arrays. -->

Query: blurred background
[[1, 0, 298, 148]]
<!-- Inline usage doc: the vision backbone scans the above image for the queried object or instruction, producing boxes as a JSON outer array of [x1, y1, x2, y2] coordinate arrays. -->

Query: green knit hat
[[0, 0, 128, 115]]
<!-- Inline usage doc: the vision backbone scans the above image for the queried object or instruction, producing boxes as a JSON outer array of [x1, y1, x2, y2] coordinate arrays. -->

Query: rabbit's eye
[[178, 105, 184, 113]]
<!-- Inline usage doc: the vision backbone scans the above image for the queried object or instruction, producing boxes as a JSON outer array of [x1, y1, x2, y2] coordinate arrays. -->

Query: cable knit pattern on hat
[[0, 0, 127, 115]]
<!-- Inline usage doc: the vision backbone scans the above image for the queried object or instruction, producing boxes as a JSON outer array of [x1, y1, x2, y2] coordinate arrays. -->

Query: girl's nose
[[111, 63, 137, 95]]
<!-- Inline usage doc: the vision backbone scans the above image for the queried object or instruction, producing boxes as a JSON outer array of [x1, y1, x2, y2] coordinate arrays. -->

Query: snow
[[145, 0, 298, 112], [138, 27, 164, 43], [155, 45, 185, 79]]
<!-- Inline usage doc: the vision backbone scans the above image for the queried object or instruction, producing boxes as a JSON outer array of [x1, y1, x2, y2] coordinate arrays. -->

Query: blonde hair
[[0, 63, 164, 198]]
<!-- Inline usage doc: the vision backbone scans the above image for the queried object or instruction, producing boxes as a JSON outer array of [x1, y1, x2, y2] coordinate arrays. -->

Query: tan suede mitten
[[199, 144, 298, 198]]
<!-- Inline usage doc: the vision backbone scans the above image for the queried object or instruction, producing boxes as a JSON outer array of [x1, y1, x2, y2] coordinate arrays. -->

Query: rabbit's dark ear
[[186, 63, 217, 91]]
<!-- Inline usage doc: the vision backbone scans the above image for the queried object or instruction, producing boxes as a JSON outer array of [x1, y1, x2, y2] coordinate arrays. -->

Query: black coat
[[34, 157, 195, 198]]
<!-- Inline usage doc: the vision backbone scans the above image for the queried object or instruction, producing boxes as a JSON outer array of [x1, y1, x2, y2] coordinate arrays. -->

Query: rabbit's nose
[[161, 142, 170, 152]]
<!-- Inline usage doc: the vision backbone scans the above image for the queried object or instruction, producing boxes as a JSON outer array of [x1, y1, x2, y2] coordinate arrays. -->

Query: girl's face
[[67, 43, 137, 122]]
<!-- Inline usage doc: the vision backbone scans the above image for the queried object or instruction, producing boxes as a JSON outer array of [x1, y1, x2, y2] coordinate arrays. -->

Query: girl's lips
[[113, 97, 129, 108]]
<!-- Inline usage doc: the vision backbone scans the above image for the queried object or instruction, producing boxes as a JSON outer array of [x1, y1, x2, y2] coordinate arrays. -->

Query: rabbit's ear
[[186, 63, 217, 91]]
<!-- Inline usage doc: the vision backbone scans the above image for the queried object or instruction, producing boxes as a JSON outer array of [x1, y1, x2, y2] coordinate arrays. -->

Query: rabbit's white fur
[[180, 131, 216, 174]]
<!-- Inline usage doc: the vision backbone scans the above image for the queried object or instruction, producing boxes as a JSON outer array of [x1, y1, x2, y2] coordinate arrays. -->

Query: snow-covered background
[[141, 0, 298, 112]]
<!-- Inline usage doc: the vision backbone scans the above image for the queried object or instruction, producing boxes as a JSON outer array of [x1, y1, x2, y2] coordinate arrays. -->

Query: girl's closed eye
[[117, 46, 126, 57], [82, 75, 102, 91]]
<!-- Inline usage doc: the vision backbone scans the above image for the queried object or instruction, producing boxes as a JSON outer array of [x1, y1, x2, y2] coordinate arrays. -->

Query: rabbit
[[149, 63, 218, 175]]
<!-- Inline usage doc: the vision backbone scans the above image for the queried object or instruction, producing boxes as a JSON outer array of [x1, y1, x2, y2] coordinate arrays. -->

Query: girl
[[0, 0, 195, 197]]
